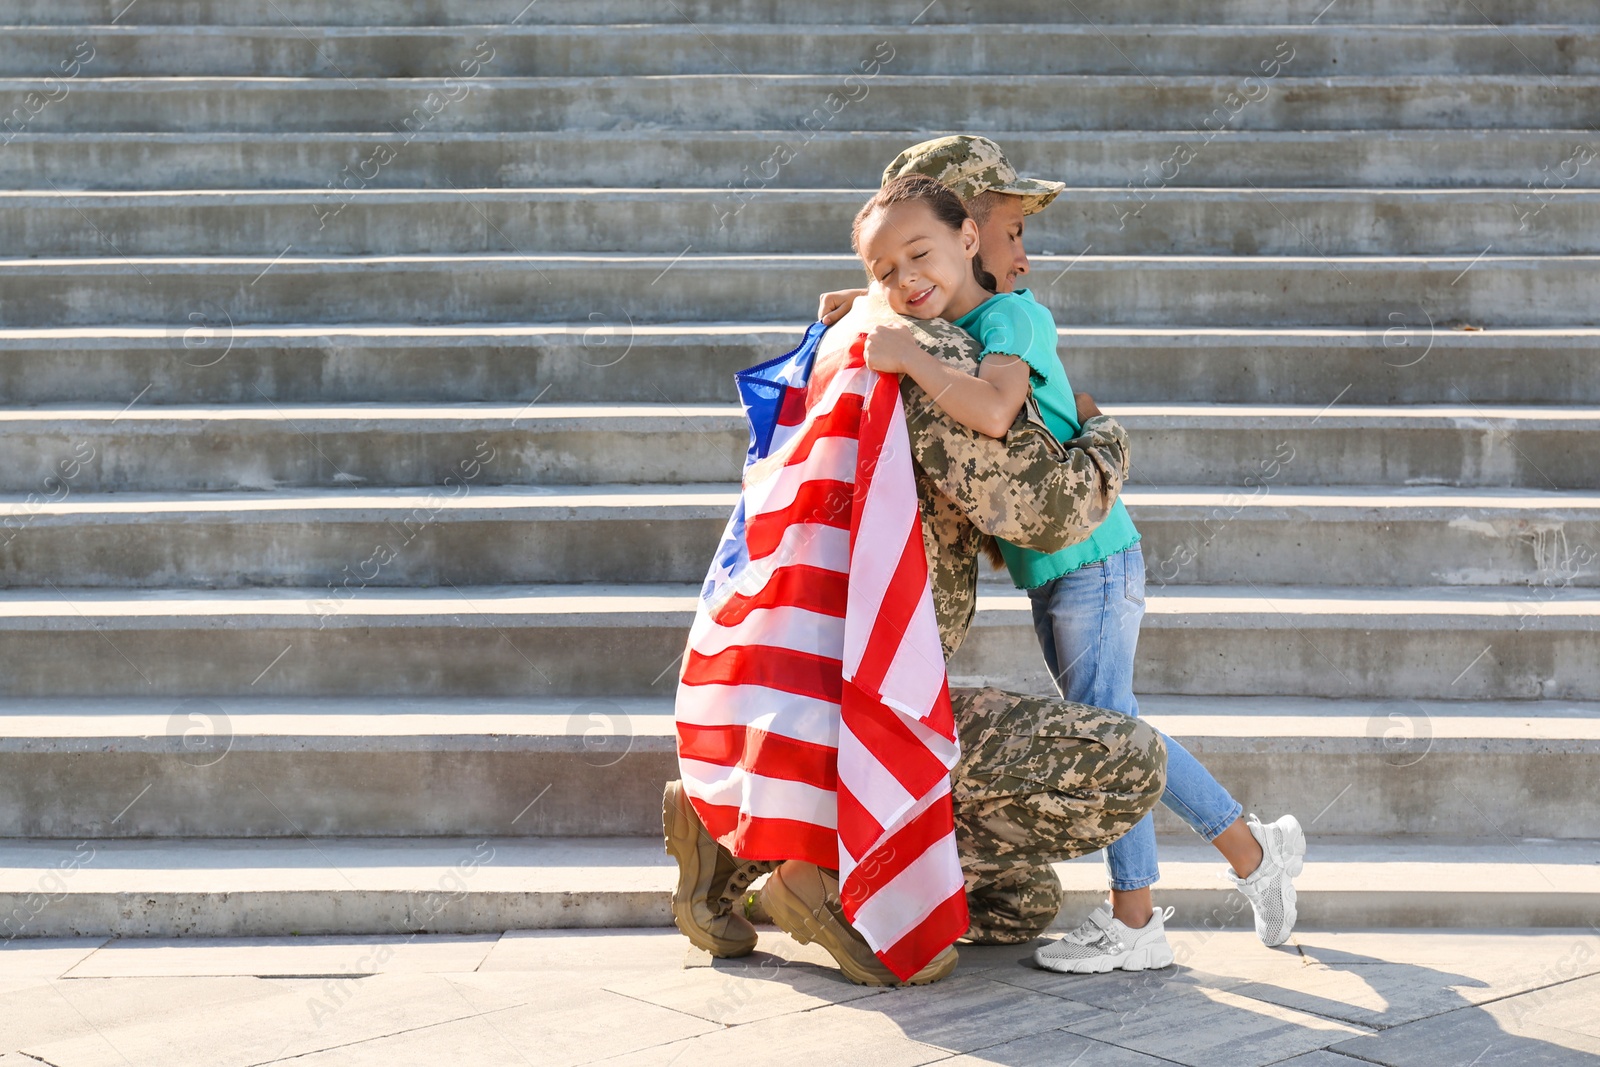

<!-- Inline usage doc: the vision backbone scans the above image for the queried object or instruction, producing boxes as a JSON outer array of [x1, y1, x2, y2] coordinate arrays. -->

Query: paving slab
[[0, 975, 296, 1054], [1293, 929, 1600, 998], [580, 998, 953, 1067], [475, 928, 698, 974], [1144, 928, 1600, 1030], [19, 972, 529, 1067], [834, 972, 1106, 1055], [1513, 973, 1600, 1041], [603, 949, 888, 1026], [0, 928, 1585, 1063], [1060, 984, 1371, 1067], [1329, 973, 1600, 1065], [0, 937, 106, 979], [939, 1031, 1176, 1066], [63, 933, 499, 978], [284, 989, 721, 1067]]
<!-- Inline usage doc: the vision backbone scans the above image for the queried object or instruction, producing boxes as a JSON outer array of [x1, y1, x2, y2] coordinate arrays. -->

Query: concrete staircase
[[0, 1, 1595, 937]]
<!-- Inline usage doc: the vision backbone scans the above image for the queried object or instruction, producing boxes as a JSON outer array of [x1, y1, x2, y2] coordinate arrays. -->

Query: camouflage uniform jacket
[[892, 315, 1131, 659]]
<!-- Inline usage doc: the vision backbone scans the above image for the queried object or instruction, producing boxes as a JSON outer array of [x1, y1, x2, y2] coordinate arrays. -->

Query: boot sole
[[761, 864, 956, 987], [662, 782, 757, 959]]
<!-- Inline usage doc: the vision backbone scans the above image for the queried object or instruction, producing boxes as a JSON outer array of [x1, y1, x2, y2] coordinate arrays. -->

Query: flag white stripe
[[876, 593, 950, 720], [841, 395, 921, 675], [744, 435, 858, 521], [691, 603, 844, 660], [680, 759, 838, 828], [675, 683, 840, 750], [850, 830, 965, 953], [837, 720, 918, 834], [696, 521, 851, 635]]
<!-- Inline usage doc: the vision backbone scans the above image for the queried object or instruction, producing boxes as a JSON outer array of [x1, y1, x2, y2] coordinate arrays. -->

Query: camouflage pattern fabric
[[894, 314, 1130, 659], [880, 134, 1065, 215], [950, 687, 1167, 944]]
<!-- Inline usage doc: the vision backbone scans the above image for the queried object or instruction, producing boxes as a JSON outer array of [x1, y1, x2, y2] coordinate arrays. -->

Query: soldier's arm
[[897, 317, 1129, 555]]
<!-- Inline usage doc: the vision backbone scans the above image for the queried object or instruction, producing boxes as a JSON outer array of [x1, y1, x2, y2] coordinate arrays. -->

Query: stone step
[[0, 403, 1589, 491], [9, 187, 1600, 256], [6, 75, 1599, 134], [11, 0, 1599, 26], [5, 25, 1598, 77], [0, 325, 1592, 407], [0, 694, 1592, 840], [6, 130, 1596, 191], [4, 253, 1599, 327], [0, 834, 1593, 939], [0, 582, 1590, 700], [964, 584, 1600, 701], [1, 485, 1593, 590]]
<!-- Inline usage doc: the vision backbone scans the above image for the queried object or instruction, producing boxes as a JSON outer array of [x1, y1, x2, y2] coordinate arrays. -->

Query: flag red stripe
[[681, 645, 843, 705], [841, 686, 952, 814], [874, 888, 970, 981], [838, 799, 957, 912], [923, 681, 956, 742], [710, 565, 846, 627], [833, 781, 885, 866], [777, 384, 808, 426], [849, 520, 930, 698], [693, 802, 839, 867], [769, 391, 865, 472], [745, 478, 853, 560], [676, 722, 838, 791]]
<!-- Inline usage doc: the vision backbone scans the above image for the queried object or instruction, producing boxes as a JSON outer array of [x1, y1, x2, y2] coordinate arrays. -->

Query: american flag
[[675, 322, 968, 980]]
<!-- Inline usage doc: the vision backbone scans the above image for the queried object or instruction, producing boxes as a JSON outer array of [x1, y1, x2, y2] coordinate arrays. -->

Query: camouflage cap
[[880, 135, 1064, 215]]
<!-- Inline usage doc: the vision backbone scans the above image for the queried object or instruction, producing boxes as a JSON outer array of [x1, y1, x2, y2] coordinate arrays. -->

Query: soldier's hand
[[1075, 391, 1103, 423], [818, 287, 869, 325], [862, 323, 918, 375]]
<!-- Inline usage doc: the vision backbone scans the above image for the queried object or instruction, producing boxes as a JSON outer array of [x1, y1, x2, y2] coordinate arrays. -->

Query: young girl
[[853, 174, 1306, 972]]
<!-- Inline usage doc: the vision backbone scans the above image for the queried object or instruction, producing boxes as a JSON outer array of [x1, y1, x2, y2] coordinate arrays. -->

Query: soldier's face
[[857, 201, 986, 319], [972, 195, 1030, 293]]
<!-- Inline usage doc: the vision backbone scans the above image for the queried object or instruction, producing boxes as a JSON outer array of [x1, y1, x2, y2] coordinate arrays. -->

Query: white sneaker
[[1034, 901, 1176, 974], [1228, 812, 1306, 947]]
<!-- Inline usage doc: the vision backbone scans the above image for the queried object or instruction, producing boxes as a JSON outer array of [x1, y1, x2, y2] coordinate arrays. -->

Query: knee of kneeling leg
[[966, 886, 1063, 945], [1119, 719, 1168, 806]]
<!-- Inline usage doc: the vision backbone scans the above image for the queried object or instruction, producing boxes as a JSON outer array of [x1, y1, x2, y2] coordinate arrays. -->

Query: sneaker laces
[[1060, 907, 1126, 954]]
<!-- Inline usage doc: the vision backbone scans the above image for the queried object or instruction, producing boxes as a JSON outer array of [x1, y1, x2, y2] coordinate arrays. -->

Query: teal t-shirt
[[950, 288, 1141, 589]]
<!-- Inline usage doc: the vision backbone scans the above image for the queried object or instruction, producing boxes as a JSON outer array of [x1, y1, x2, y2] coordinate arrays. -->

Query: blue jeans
[[1027, 543, 1243, 891]]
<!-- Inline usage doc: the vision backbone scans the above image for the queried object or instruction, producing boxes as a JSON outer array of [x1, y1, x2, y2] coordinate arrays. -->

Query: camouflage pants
[[950, 686, 1167, 945]]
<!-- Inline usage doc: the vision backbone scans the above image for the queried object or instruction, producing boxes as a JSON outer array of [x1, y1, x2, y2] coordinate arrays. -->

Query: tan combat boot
[[760, 859, 959, 986], [662, 781, 770, 957]]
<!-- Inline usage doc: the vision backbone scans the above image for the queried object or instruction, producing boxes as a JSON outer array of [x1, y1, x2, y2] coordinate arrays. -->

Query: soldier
[[663, 138, 1170, 986], [849, 137, 1307, 974]]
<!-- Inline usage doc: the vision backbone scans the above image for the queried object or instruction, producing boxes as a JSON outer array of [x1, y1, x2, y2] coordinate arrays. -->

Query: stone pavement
[[2, 926, 1597, 1066]]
